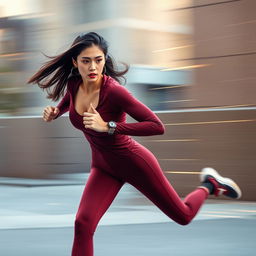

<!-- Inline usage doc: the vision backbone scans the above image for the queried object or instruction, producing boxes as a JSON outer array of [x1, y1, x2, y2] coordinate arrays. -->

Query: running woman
[[28, 32, 242, 256]]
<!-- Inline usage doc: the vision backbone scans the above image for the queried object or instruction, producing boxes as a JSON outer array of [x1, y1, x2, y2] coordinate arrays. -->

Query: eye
[[96, 59, 102, 63], [82, 60, 90, 64]]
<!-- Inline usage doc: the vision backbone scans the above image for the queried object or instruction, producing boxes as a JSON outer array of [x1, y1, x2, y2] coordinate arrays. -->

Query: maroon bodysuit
[[53, 74, 208, 256]]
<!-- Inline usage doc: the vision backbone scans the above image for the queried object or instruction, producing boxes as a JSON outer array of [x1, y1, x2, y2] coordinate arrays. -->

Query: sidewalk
[[0, 173, 89, 187], [0, 176, 256, 230], [1, 177, 256, 256]]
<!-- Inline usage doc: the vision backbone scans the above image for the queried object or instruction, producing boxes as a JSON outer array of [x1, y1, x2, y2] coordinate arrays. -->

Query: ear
[[72, 58, 77, 68]]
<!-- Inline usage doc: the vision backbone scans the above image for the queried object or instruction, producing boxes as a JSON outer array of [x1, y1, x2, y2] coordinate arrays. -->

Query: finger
[[90, 103, 98, 113], [46, 106, 53, 112], [83, 120, 93, 125], [83, 112, 94, 116], [44, 112, 49, 118], [83, 116, 94, 121], [43, 108, 49, 114], [44, 109, 51, 116], [43, 107, 53, 118], [45, 106, 54, 114], [83, 121, 94, 124]]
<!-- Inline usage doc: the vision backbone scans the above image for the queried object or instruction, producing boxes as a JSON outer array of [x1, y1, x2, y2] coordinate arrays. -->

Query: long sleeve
[[112, 85, 165, 136], [53, 88, 71, 120]]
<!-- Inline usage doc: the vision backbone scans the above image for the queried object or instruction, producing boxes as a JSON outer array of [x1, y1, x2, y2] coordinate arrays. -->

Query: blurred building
[[187, 0, 256, 109], [170, 0, 256, 200], [0, 0, 193, 115]]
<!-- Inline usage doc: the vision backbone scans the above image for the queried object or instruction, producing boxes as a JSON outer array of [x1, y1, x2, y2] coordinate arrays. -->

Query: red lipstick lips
[[88, 73, 97, 78]]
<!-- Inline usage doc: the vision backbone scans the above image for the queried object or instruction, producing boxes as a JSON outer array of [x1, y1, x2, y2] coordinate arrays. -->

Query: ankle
[[198, 186, 210, 195], [200, 182, 214, 194]]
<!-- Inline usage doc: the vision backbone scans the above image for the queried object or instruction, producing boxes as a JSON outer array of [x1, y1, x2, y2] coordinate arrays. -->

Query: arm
[[112, 85, 165, 136], [53, 87, 71, 120]]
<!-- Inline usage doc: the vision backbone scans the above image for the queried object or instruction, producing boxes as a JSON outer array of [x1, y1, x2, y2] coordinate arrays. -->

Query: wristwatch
[[107, 121, 117, 135]]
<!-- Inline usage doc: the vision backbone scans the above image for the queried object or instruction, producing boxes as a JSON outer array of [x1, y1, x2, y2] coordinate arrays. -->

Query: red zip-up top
[[53, 74, 165, 155]]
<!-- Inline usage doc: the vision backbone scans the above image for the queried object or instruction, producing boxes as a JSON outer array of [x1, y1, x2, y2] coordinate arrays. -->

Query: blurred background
[[0, 0, 256, 200]]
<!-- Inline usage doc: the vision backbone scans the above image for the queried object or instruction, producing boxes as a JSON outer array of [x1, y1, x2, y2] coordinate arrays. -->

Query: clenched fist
[[83, 103, 108, 132], [43, 106, 60, 122]]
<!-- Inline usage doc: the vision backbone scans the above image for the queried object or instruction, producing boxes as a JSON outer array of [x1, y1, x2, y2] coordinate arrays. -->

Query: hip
[[91, 139, 160, 171]]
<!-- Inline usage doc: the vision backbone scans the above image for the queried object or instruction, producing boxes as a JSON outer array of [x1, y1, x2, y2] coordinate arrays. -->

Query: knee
[[176, 216, 192, 226], [74, 216, 94, 237]]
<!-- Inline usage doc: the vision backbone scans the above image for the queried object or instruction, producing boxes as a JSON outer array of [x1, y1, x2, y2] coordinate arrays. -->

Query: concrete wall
[[187, 0, 256, 108], [1, 109, 255, 201]]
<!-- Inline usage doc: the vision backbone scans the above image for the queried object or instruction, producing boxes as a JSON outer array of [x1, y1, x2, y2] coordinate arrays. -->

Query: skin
[[43, 44, 109, 133]]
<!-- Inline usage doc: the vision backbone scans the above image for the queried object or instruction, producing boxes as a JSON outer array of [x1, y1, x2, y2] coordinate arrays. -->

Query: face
[[73, 44, 105, 83]]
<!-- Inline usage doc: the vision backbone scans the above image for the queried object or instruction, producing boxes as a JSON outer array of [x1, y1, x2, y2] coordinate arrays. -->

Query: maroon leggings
[[71, 142, 208, 256]]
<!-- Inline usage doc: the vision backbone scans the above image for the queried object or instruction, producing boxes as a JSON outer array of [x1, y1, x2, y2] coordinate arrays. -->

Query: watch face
[[109, 121, 116, 128]]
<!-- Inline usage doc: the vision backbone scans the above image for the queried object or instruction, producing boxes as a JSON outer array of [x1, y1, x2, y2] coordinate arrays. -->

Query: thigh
[[75, 167, 124, 231], [125, 145, 190, 220]]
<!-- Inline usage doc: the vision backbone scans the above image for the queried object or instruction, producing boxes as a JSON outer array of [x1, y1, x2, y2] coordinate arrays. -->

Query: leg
[[71, 167, 124, 256], [125, 147, 209, 226]]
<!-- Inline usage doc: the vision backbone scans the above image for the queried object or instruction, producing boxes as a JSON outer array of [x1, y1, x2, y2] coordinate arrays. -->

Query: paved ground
[[0, 174, 256, 255]]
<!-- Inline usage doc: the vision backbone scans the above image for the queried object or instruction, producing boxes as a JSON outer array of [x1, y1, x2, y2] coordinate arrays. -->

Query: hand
[[83, 103, 108, 132], [43, 106, 59, 122]]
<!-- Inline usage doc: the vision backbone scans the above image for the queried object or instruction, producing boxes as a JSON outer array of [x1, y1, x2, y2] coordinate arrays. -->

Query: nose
[[89, 61, 96, 71]]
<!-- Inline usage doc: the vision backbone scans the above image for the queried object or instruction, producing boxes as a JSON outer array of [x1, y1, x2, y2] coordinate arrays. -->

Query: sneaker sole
[[200, 167, 242, 199]]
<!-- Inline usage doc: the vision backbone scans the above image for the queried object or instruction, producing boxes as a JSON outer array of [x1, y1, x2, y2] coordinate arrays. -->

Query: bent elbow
[[161, 123, 165, 134], [156, 123, 165, 135]]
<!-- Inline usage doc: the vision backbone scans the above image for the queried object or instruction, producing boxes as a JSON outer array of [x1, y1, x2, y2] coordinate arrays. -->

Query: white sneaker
[[200, 167, 242, 199]]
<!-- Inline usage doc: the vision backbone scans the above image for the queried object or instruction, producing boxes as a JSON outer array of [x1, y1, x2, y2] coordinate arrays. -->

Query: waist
[[86, 133, 135, 151]]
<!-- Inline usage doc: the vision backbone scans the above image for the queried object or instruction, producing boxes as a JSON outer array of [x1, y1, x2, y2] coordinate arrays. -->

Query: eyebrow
[[81, 56, 103, 59]]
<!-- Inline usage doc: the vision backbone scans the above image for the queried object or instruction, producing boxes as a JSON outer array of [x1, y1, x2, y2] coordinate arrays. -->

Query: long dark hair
[[27, 32, 129, 101]]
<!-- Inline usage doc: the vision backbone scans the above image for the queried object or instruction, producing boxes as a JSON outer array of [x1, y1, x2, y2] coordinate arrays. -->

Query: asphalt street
[[0, 174, 256, 256]]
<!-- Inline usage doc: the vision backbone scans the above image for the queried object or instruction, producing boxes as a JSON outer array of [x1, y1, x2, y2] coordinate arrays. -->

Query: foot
[[200, 167, 242, 199]]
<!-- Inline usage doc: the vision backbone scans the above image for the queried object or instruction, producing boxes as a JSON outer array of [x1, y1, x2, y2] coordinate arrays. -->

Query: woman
[[28, 32, 242, 256]]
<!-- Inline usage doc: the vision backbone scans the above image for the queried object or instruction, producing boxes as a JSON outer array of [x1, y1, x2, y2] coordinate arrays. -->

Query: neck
[[81, 74, 104, 94]]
